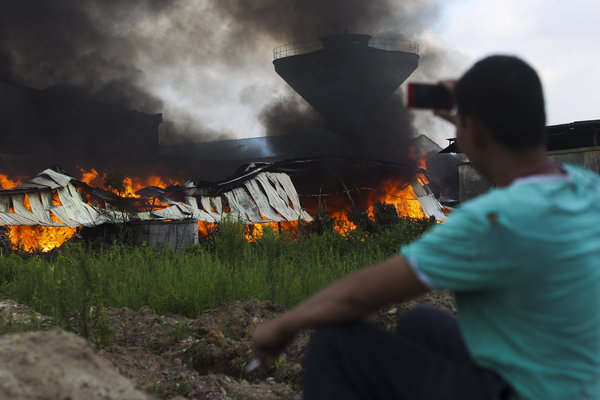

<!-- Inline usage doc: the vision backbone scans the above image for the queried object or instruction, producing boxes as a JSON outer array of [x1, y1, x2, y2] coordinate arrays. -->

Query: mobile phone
[[406, 83, 453, 110]]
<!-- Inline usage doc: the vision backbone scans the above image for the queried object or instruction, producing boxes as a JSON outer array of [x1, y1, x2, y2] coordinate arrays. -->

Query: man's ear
[[466, 117, 489, 150]]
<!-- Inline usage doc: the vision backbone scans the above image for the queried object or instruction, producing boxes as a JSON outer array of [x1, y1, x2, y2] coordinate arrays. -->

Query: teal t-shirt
[[401, 164, 600, 399]]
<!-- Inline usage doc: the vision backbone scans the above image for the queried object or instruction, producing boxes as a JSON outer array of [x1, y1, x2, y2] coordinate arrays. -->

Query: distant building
[[0, 81, 161, 174], [443, 120, 600, 202]]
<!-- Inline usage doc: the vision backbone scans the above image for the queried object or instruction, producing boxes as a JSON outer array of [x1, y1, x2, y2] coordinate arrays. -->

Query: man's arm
[[252, 254, 428, 365]]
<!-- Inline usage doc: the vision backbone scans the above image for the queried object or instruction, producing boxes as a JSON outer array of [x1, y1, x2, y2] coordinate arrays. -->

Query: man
[[252, 55, 600, 399]]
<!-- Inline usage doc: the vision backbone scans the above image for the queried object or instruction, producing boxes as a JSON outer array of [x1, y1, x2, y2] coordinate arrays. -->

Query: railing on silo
[[273, 37, 419, 60], [273, 40, 323, 60], [369, 38, 419, 54]]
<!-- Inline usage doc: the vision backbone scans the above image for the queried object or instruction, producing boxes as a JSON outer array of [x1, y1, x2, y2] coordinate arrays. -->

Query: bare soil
[[0, 292, 455, 400]]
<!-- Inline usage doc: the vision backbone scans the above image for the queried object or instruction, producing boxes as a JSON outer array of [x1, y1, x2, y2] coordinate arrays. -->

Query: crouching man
[[252, 55, 600, 399]]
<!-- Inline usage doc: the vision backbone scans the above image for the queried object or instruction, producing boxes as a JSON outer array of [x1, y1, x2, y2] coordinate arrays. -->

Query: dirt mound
[[0, 292, 455, 399], [0, 299, 52, 329], [0, 328, 154, 400], [102, 299, 303, 398]]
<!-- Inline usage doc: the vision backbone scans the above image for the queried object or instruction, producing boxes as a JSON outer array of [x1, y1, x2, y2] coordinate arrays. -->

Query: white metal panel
[[417, 194, 447, 221], [185, 196, 216, 222], [39, 191, 53, 210], [152, 206, 186, 220], [410, 181, 446, 221], [245, 179, 284, 222], [26, 176, 62, 190], [232, 187, 263, 222], [0, 212, 35, 225], [270, 173, 311, 220], [56, 187, 95, 226], [46, 206, 81, 228], [26, 192, 55, 225], [0, 195, 11, 212], [211, 197, 223, 214], [200, 197, 221, 222], [10, 194, 38, 225], [39, 169, 74, 188], [223, 192, 248, 222], [256, 174, 297, 221]]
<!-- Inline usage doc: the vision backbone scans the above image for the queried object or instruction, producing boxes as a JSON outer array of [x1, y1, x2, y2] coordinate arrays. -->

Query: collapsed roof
[[0, 167, 312, 227]]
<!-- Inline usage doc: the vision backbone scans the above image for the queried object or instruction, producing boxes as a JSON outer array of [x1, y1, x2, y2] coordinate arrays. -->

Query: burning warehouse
[[0, 32, 452, 252]]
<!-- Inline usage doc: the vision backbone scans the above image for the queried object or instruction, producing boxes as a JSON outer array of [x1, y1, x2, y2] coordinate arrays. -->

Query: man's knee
[[396, 306, 456, 334], [306, 322, 376, 361], [308, 323, 355, 351], [396, 306, 468, 361]]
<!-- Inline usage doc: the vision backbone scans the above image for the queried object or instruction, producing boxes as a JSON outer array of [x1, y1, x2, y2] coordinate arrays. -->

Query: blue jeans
[[303, 307, 511, 400]]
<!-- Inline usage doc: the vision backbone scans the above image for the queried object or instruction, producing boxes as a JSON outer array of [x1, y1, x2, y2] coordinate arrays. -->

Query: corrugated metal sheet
[[410, 180, 447, 221], [0, 169, 313, 227]]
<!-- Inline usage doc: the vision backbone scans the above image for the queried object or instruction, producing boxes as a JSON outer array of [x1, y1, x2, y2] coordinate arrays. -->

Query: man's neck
[[487, 147, 563, 187]]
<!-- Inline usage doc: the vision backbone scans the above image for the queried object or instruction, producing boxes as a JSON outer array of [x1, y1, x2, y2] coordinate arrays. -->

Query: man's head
[[454, 55, 546, 151]]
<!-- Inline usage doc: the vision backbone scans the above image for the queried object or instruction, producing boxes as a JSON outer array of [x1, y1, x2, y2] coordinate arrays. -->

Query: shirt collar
[[512, 169, 572, 186]]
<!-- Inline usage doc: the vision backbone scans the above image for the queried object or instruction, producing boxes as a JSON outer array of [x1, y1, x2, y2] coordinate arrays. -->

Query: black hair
[[454, 55, 546, 150]]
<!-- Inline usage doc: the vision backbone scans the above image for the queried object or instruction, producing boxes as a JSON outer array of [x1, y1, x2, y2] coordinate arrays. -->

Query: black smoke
[[0, 1, 449, 170], [0, 1, 168, 113]]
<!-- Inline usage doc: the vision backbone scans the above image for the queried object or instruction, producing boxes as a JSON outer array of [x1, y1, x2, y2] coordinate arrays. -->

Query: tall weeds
[[0, 217, 434, 340]]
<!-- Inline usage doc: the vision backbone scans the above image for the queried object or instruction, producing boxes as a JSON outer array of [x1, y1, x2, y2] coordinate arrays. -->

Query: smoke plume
[[0, 0, 454, 164]]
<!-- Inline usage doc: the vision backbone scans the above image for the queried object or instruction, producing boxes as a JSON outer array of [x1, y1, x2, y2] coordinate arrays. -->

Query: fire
[[245, 223, 269, 242], [243, 221, 302, 241], [331, 210, 357, 236], [0, 173, 22, 189], [77, 167, 181, 197], [7, 225, 77, 253], [198, 221, 215, 238], [77, 167, 182, 207], [411, 148, 430, 186], [367, 179, 426, 220]]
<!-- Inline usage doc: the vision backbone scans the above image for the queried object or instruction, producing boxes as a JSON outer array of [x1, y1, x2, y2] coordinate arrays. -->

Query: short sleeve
[[400, 202, 515, 292]]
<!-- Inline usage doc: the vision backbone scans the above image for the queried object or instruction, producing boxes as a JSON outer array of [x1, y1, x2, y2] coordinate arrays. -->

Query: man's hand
[[433, 80, 458, 125], [251, 255, 428, 367], [252, 317, 295, 367]]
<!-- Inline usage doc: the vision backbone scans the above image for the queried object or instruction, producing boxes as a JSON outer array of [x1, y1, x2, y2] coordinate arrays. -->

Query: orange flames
[[243, 221, 301, 242], [0, 174, 21, 189], [78, 168, 182, 202], [331, 210, 357, 236], [7, 225, 77, 253], [327, 149, 431, 236], [367, 179, 426, 220]]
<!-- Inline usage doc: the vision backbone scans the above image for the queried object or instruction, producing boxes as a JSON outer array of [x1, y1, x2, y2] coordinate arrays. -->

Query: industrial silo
[[273, 32, 419, 132]]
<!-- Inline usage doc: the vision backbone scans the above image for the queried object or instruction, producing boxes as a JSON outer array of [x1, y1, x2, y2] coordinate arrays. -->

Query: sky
[[183, 0, 600, 147], [423, 0, 600, 144]]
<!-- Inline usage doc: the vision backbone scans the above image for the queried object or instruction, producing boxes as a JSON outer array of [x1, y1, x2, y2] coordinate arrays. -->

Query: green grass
[[0, 216, 434, 344]]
